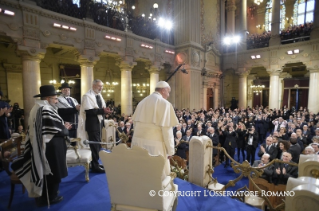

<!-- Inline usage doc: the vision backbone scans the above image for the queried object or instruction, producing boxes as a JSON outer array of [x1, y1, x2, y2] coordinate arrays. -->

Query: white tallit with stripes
[[57, 94, 79, 108], [11, 100, 65, 197]]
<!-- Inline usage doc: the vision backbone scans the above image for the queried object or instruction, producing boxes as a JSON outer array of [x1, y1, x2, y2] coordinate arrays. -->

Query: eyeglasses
[[49, 97, 58, 100]]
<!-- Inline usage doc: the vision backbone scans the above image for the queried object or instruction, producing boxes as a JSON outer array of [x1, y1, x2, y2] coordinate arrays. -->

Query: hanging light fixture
[[250, 78, 265, 95], [254, 0, 263, 5]]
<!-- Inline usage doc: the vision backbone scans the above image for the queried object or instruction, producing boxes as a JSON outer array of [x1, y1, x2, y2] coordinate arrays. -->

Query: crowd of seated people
[[246, 32, 271, 49], [280, 22, 313, 43]]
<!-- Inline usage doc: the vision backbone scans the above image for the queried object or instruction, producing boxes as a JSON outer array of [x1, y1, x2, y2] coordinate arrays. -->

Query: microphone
[[181, 68, 188, 74], [83, 140, 103, 145]]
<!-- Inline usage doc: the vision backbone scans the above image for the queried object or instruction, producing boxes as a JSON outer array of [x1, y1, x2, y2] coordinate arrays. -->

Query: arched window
[[265, 0, 286, 32], [293, 0, 315, 25]]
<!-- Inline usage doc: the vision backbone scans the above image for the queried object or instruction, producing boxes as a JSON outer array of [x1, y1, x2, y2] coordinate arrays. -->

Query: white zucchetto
[[155, 81, 170, 88]]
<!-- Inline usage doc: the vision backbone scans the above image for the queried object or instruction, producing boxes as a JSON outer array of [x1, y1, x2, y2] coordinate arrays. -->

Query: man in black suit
[[273, 151, 298, 185], [207, 127, 219, 158], [57, 83, 81, 139], [253, 153, 274, 183], [193, 124, 206, 136], [82, 79, 110, 173], [258, 136, 278, 161], [288, 137, 301, 163], [245, 126, 258, 166], [181, 123, 188, 136], [222, 125, 237, 167], [182, 129, 192, 142]]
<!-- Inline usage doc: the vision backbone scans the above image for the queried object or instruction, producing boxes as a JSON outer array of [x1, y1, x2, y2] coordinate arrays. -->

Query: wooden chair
[[0, 136, 24, 209]]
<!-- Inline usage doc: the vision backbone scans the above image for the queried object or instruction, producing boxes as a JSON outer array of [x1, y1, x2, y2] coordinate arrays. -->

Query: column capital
[[279, 72, 292, 79], [77, 54, 100, 66], [226, 0, 236, 11], [308, 69, 319, 74], [117, 60, 137, 71], [236, 68, 250, 77], [145, 62, 163, 74], [267, 69, 281, 76], [17, 46, 46, 61]]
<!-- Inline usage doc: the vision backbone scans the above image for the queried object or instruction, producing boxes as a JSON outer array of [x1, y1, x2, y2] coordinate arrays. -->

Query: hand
[[282, 167, 286, 175], [64, 122, 72, 130], [75, 104, 81, 111], [260, 145, 265, 153], [276, 167, 281, 174], [103, 107, 111, 114]]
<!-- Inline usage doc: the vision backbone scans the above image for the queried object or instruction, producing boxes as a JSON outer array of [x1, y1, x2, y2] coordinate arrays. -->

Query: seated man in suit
[[253, 153, 274, 183], [258, 136, 278, 161], [273, 151, 298, 185], [174, 131, 188, 159]]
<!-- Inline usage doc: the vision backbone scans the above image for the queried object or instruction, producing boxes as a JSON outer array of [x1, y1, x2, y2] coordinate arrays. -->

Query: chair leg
[[85, 163, 90, 182], [8, 183, 15, 209]]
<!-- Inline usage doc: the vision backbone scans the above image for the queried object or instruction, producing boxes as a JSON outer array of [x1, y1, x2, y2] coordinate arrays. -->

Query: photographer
[[245, 126, 258, 165]]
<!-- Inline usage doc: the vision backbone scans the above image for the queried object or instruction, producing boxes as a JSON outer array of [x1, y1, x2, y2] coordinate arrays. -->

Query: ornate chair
[[0, 135, 24, 209], [100, 144, 178, 211], [66, 138, 92, 182]]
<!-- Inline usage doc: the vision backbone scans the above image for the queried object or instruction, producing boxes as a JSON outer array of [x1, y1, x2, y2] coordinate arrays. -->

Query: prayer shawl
[[132, 92, 178, 180], [77, 89, 106, 140], [57, 95, 79, 108], [11, 100, 65, 197]]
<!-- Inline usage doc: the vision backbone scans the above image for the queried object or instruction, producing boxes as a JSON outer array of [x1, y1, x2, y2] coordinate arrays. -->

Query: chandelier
[[49, 65, 78, 92], [254, 0, 263, 5], [250, 78, 265, 95], [133, 83, 149, 96], [103, 81, 119, 96]]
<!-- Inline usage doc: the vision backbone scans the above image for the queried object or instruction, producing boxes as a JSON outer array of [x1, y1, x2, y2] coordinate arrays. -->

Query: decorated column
[[268, 70, 281, 109], [237, 68, 249, 109], [308, 69, 319, 113], [118, 60, 136, 115]]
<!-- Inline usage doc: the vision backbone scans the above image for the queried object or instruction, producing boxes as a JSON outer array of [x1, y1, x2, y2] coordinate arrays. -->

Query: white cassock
[[132, 91, 178, 180]]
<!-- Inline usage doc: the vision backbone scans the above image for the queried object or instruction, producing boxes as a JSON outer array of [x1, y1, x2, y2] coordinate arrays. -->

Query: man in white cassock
[[132, 81, 178, 180]]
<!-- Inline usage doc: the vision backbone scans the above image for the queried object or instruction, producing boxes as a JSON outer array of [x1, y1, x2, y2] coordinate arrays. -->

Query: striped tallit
[[11, 100, 65, 197]]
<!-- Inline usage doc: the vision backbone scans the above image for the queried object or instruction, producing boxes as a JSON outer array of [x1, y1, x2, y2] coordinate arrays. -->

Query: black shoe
[[50, 196, 63, 205], [91, 166, 105, 173], [99, 164, 104, 168], [35, 196, 63, 207]]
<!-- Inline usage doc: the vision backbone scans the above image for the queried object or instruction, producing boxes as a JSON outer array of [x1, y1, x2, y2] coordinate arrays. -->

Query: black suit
[[245, 131, 258, 165], [207, 132, 219, 156], [258, 143, 278, 161], [288, 144, 301, 163], [58, 98, 79, 138], [85, 104, 105, 170], [181, 127, 188, 136], [273, 162, 298, 185], [223, 130, 237, 166]]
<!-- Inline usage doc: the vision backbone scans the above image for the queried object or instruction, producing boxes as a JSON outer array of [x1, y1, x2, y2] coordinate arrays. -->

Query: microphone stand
[[165, 64, 184, 82]]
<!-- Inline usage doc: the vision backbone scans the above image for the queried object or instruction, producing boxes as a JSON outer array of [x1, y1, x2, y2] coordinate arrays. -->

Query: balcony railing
[[37, 0, 174, 45]]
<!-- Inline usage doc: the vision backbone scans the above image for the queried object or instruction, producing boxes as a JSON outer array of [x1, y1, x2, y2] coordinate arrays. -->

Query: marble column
[[310, 0, 319, 38], [269, 0, 281, 46], [237, 70, 249, 109], [119, 61, 136, 115], [268, 71, 280, 109], [240, 0, 247, 50], [247, 75, 255, 108], [226, 0, 236, 35], [147, 66, 160, 94], [203, 87, 207, 110], [220, 0, 226, 38], [80, 62, 94, 97], [22, 54, 44, 128], [308, 69, 319, 113], [214, 85, 219, 109]]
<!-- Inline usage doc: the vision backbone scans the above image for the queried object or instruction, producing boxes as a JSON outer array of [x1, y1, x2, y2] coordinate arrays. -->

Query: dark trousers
[[237, 147, 245, 161], [39, 175, 60, 202], [87, 130, 102, 169], [246, 145, 256, 165], [225, 148, 235, 165], [258, 134, 265, 144]]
